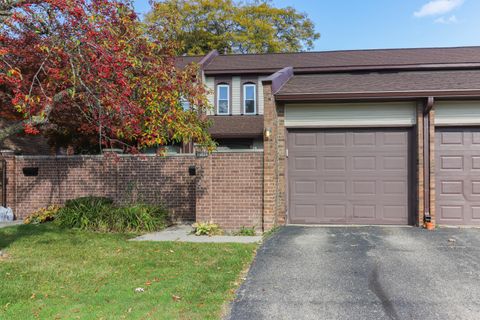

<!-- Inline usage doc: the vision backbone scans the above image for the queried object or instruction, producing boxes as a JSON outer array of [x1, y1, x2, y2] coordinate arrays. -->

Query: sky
[[133, 0, 480, 51]]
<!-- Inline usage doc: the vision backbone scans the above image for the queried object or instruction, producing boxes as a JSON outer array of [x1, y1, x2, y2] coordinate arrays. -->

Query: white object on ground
[[0, 207, 14, 222]]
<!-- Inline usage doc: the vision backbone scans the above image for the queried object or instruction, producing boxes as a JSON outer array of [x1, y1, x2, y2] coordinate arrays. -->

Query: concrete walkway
[[0, 221, 23, 229], [132, 224, 262, 243]]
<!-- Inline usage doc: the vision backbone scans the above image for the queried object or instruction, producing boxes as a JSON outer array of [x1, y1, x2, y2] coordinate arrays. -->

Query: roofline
[[275, 90, 480, 102], [262, 67, 294, 94], [204, 63, 480, 76], [204, 45, 480, 57], [198, 50, 219, 68]]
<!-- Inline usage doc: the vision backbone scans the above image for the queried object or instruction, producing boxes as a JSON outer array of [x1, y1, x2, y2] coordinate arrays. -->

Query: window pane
[[245, 100, 255, 113], [245, 86, 255, 100], [181, 100, 190, 111], [219, 86, 228, 100], [219, 100, 229, 114]]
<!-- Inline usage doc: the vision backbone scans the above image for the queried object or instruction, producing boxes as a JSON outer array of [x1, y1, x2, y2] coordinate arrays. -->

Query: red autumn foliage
[[0, 0, 214, 153]]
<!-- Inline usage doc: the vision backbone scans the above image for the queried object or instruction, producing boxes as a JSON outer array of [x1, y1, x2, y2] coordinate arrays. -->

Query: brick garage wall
[[196, 151, 264, 232], [2, 154, 197, 220]]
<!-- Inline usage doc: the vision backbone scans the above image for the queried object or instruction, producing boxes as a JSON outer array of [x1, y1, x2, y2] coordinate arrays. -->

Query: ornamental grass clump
[[192, 221, 223, 236], [55, 196, 169, 233], [24, 205, 61, 224]]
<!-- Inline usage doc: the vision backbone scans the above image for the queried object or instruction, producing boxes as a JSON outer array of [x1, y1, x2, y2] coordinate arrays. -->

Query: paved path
[[0, 221, 23, 229], [228, 226, 480, 320], [132, 224, 262, 243]]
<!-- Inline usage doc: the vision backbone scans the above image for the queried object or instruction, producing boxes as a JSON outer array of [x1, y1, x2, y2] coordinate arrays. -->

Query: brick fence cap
[[0, 150, 14, 156]]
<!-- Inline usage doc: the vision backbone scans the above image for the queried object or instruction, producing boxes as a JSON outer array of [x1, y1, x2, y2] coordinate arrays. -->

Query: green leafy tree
[[146, 0, 320, 55]]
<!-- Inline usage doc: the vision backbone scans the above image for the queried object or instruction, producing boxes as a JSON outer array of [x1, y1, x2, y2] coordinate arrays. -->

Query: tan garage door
[[288, 128, 412, 225], [436, 127, 480, 225]]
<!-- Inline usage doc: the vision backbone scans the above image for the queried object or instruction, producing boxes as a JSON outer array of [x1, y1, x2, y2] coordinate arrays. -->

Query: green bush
[[234, 226, 256, 236], [55, 196, 170, 233], [192, 221, 223, 236]]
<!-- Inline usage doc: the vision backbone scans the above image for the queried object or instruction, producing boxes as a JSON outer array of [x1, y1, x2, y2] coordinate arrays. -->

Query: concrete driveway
[[228, 226, 480, 320]]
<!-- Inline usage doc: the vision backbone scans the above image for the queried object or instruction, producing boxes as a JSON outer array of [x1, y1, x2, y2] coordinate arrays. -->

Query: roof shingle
[[276, 69, 480, 100], [202, 47, 480, 74]]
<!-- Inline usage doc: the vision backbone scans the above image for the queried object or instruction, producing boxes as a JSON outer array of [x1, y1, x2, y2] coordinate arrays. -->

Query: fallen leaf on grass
[[172, 295, 182, 302], [30, 293, 36, 300]]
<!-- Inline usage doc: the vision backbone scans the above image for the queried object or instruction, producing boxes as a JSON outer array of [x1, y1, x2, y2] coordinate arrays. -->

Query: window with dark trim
[[217, 84, 230, 115], [243, 83, 256, 115], [180, 97, 191, 111]]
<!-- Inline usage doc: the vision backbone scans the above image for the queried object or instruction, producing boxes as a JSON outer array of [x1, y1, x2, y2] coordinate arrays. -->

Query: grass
[[0, 224, 257, 320]]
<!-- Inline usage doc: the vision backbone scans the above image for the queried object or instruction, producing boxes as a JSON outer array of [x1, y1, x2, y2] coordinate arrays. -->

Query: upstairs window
[[180, 97, 191, 111], [243, 84, 256, 115], [217, 84, 230, 115]]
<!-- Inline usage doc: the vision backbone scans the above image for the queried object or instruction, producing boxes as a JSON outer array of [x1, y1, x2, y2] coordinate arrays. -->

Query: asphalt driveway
[[228, 226, 480, 320]]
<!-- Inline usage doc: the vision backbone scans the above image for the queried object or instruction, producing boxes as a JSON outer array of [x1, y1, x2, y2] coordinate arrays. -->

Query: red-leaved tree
[[0, 0, 214, 153]]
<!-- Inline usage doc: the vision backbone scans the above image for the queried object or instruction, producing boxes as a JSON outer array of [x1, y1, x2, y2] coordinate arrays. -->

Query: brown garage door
[[288, 128, 412, 225], [436, 127, 480, 225]]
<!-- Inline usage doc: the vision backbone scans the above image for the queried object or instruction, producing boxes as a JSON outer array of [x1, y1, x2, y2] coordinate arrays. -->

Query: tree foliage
[[146, 0, 320, 55], [0, 0, 214, 153]]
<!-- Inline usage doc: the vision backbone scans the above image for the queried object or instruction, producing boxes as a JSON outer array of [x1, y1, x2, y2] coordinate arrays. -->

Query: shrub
[[192, 221, 223, 236], [24, 205, 61, 224], [55, 196, 170, 233], [234, 226, 256, 236]]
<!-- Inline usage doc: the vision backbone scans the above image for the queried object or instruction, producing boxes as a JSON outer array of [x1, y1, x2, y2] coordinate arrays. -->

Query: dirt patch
[[0, 250, 10, 261]]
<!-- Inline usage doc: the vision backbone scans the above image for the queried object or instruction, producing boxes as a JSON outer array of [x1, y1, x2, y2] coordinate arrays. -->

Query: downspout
[[1, 159, 6, 208], [423, 97, 434, 221]]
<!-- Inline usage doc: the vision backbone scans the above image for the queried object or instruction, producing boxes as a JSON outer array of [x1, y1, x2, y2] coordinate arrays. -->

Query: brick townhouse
[[3, 46, 480, 231]]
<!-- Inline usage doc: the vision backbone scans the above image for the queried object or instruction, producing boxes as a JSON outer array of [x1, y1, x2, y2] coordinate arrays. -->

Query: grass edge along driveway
[[0, 224, 257, 320]]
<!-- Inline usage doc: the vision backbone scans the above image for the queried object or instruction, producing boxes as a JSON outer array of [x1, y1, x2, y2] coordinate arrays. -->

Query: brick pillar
[[263, 83, 276, 230], [262, 84, 287, 231], [429, 107, 436, 226], [276, 104, 287, 226], [416, 103, 425, 226], [0, 150, 16, 217]]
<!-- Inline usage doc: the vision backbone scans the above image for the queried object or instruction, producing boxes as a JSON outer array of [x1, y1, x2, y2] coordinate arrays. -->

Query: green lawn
[[0, 224, 257, 320]]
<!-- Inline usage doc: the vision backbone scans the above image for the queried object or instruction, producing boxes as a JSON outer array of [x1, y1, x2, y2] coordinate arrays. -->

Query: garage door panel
[[436, 127, 480, 225], [323, 132, 347, 146], [288, 128, 411, 225]]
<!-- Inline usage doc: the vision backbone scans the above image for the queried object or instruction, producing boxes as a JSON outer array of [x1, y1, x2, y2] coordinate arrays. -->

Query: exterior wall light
[[264, 128, 272, 141]]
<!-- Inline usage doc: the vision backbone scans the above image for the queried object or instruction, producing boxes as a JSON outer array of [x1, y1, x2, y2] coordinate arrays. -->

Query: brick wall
[[1, 151, 265, 232], [2, 154, 197, 220], [416, 103, 425, 226], [196, 152, 264, 232]]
